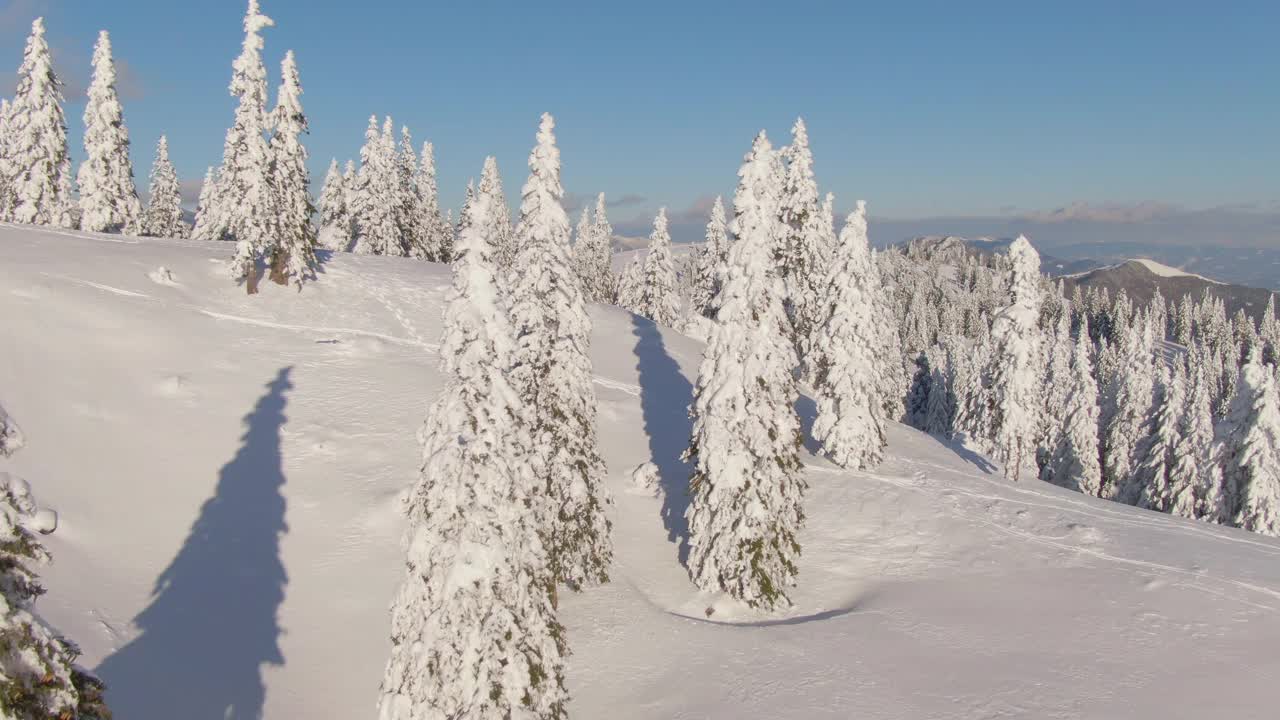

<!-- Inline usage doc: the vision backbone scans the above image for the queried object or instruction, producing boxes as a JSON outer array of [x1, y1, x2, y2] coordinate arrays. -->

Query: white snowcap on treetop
[[244, 0, 274, 33]]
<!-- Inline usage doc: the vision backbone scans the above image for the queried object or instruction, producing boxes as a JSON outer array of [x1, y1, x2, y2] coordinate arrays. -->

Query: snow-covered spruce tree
[[873, 250, 909, 420], [921, 345, 958, 438], [0, 405, 109, 719], [810, 200, 886, 470], [508, 113, 613, 589], [589, 194, 616, 299], [1046, 317, 1103, 495], [2, 18, 74, 227], [572, 194, 615, 304], [1137, 361, 1187, 512], [351, 116, 400, 256], [0, 98, 9, 212], [632, 208, 681, 327], [1036, 313, 1073, 478], [213, 0, 280, 293], [1169, 343, 1225, 520], [985, 236, 1045, 480], [0, 404, 22, 458], [317, 158, 352, 251], [1260, 295, 1280, 369], [478, 156, 515, 272], [690, 195, 729, 320], [416, 141, 450, 262], [684, 130, 804, 611], [777, 117, 827, 378], [191, 166, 219, 238], [1218, 350, 1280, 535], [456, 181, 476, 246], [572, 206, 594, 292], [1102, 312, 1157, 503], [614, 255, 643, 313], [377, 188, 567, 720], [379, 119, 407, 257], [140, 135, 188, 238], [394, 127, 428, 258], [77, 30, 142, 234], [266, 50, 317, 289]]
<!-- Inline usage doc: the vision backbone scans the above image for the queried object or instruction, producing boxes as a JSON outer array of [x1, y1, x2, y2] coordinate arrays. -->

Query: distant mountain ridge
[[899, 236, 1277, 321]]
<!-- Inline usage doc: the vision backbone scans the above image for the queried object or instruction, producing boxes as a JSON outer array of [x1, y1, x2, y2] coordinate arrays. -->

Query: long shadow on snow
[[98, 368, 293, 720], [666, 587, 881, 628], [939, 433, 998, 475], [632, 315, 694, 567]]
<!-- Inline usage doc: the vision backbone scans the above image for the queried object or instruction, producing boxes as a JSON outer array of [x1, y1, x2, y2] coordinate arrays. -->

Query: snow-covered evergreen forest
[[2, 2, 1280, 718]]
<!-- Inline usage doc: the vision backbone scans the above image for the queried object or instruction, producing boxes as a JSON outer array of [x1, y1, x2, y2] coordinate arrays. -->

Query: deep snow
[[2, 223, 1279, 718]]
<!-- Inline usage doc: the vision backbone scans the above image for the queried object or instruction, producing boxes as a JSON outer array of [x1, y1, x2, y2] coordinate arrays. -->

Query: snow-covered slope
[[1128, 257, 1221, 282], [2, 223, 1279, 719]]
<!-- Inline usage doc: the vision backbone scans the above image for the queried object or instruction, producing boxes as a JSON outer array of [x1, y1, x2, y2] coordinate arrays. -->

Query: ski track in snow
[[2, 222, 141, 244], [197, 309, 439, 351], [818, 462, 1280, 611], [41, 270, 646, 399], [894, 454, 1280, 558], [41, 273, 154, 299]]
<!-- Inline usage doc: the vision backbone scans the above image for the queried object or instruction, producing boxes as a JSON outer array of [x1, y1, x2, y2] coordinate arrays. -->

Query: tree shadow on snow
[[940, 433, 998, 475], [631, 315, 694, 567], [97, 368, 293, 720]]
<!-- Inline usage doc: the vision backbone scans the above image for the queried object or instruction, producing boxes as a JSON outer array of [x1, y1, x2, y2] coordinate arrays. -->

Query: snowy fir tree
[[984, 236, 1045, 480], [1, 18, 74, 228], [632, 208, 682, 327], [416, 141, 451, 262], [1169, 344, 1225, 520], [1102, 312, 1157, 503], [1218, 351, 1280, 536], [77, 30, 143, 234], [477, 156, 514, 272], [1137, 362, 1187, 512], [351, 116, 400, 256], [377, 187, 567, 720], [204, 0, 280, 293], [140, 135, 188, 238], [905, 353, 935, 432], [810, 200, 887, 470], [572, 207, 593, 292], [684, 130, 804, 611], [572, 193, 616, 304], [690, 195, 729, 321], [456, 180, 476, 247], [872, 251, 909, 420], [777, 117, 828, 378], [508, 113, 613, 590], [265, 50, 317, 289], [1259, 295, 1280, 368], [394, 127, 425, 258], [192, 166, 218, 237], [1045, 317, 1103, 495], [1036, 314, 1073, 477], [614, 255, 643, 314], [0, 403, 22, 457], [317, 158, 353, 251], [0, 406, 109, 719]]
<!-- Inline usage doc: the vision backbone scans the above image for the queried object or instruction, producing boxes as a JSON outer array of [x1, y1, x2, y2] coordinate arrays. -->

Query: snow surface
[[1130, 257, 1224, 283], [1062, 257, 1224, 285], [2, 223, 1280, 718]]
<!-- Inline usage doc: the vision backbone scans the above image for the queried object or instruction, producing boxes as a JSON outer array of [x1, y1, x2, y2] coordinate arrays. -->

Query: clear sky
[[3, 0, 1277, 243]]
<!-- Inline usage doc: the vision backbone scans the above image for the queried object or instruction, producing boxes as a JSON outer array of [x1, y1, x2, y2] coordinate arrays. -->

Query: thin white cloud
[[1021, 201, 1179, 224]]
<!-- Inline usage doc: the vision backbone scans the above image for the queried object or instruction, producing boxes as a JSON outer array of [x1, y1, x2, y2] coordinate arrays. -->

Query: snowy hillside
[[3, 224, 1280, 718]]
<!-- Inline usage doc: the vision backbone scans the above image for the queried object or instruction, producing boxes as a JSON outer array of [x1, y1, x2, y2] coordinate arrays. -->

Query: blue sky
[[3, 0, 1278, 244]]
